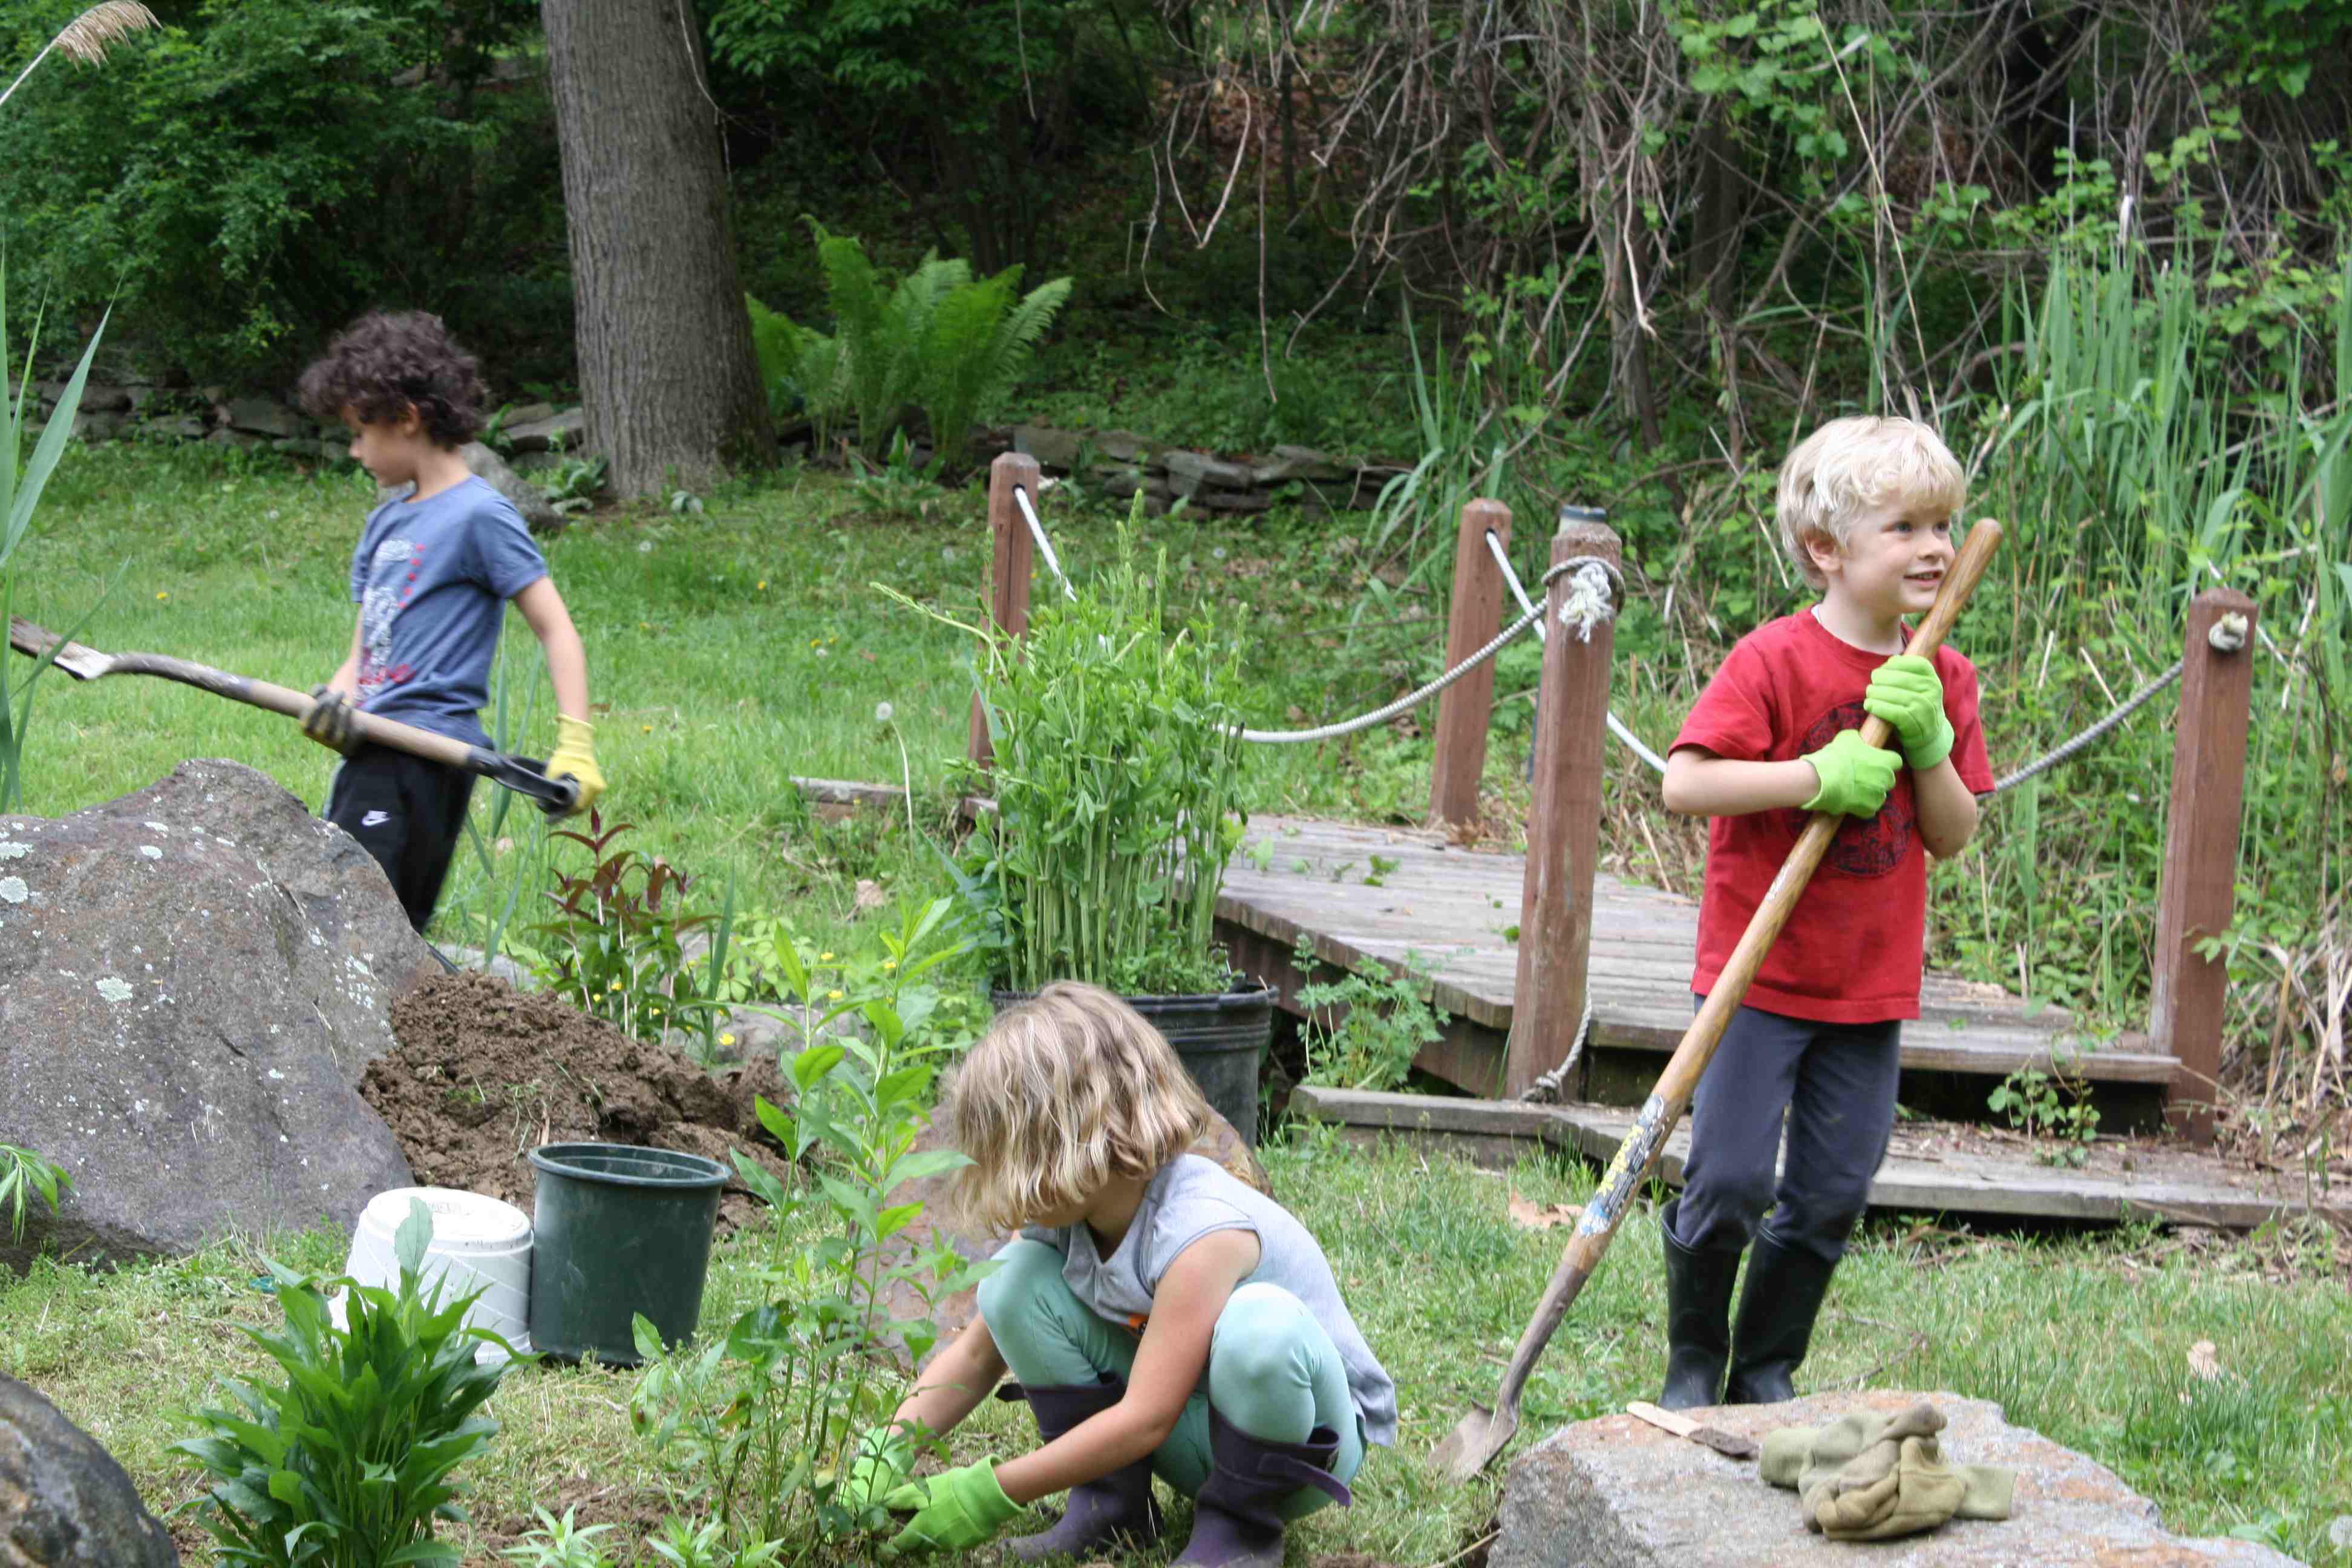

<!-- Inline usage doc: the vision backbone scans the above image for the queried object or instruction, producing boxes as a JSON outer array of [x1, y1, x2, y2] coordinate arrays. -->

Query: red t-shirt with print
[[1671, 612, 1994, 1023]]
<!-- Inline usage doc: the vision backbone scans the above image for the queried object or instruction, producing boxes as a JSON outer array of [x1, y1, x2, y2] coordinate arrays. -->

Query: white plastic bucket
[[330, 1186, 534, 1365]]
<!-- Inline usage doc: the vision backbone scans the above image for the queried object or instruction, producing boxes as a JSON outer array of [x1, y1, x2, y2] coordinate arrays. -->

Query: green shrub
[[174, 1200, 516, 1566], [0, 0, 556, 383], [898, 491, 1250, 994]]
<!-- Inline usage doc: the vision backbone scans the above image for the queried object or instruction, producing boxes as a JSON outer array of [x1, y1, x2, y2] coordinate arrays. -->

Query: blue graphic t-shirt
[[347, 476, 548, 747]]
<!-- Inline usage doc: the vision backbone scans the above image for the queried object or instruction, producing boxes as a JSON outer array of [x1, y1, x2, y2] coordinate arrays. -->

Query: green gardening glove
[[1863, 654, 1954, 771], [1802, 729, 1901, 817], [882, 1459, 1020, 1555]]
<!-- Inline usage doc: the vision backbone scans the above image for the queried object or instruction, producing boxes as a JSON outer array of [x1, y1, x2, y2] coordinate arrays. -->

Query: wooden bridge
[[957, 456, 2328, 1228]]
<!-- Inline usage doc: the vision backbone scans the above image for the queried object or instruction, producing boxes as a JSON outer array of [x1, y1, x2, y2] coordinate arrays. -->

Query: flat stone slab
[[1489, 1390, 2302, 1568]]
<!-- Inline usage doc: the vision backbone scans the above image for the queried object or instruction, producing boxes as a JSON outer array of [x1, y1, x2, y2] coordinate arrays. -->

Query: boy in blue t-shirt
[[293, 310, 604, 933]]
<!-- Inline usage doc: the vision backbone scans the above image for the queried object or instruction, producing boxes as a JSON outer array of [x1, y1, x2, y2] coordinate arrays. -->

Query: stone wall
[[34, 381, 1405, 518]]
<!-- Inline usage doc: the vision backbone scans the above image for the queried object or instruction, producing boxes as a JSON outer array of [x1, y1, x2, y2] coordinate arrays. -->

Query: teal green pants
[[978, 1238, 1366, 1518]]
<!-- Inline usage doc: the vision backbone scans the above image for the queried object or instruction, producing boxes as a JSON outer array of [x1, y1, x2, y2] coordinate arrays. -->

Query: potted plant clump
[[933, 495, 1275, 1139]]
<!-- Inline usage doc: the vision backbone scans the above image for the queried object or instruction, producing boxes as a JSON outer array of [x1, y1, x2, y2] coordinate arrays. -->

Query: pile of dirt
[[363, 969, 792, 1228]]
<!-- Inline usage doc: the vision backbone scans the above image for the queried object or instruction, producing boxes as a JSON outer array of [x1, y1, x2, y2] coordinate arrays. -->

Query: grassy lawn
[[3, 1135, 2347, 1564], [7, 442, 2349, 1564]]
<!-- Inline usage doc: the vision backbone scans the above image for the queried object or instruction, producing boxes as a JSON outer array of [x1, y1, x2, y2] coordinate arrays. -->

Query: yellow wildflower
[[819, 952, 835, 962], [826, 989, 844, 1001], [720, 1032, 737, 1047]]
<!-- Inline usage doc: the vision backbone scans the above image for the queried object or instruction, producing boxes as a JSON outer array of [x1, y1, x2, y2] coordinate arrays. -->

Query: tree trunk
[[544, 0, 771, 494]]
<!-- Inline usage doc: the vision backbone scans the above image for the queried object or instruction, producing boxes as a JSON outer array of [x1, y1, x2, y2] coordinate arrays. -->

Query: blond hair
[[1775, 417, 1966, 588], [946, 982, 1212, 1235]]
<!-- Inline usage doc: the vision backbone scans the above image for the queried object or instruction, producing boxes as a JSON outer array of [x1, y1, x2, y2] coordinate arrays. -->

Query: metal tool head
[[1429, 1400, 1517, 1482], [5, 618, 113, 681]]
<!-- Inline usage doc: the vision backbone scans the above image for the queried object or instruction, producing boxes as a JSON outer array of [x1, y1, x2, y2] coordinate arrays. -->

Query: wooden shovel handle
[[1481, 518, 2004, 1420], [105, 652, 478, 767]]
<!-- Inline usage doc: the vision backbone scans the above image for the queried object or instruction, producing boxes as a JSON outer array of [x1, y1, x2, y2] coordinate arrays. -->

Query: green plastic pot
[[526, 1142, 727, 1365], [990, 980, 1277, 1143]]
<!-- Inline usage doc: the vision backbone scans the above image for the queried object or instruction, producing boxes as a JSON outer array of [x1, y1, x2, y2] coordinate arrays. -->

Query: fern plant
[[803, 224, 1071, 469], [745, 294, 846, 453], [913, 263, 1073, 469]]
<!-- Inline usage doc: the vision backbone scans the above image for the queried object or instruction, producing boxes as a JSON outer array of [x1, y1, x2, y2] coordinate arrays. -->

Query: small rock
[[272, 437, 327, 460], [139, 414, 208, 442], [1012, 424, 1084, 471], [224, 396, 305, 439], [501, 408, 585, 455], [1250, 444, 1351, 485], [76, 381, 134, 414], [0, 1376, 180, 1566], [1163, 449, 1258, 495], [203, 428, 266, 452], [502, 400, 557, 426], [66, 410, 125, 443], [1092, 428, 1159, 463]]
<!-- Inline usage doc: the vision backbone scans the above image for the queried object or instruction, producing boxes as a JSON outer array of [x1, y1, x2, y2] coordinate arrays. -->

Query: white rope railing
[[1011, 485, 1077, 602], [1485, 529, 1671, 776]]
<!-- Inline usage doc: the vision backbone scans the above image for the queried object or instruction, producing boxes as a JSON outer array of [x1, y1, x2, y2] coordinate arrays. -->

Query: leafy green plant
[[1987, 1051, 2102, 1166], [174, 1199, 517, 1565], [891, 489, 1250, 994], [848, 429, 950, 520], [0, 1142, 69, 1242], [631, 897, 991, 1546], [500, 1506, 615, 1568], [1292, 938, 1449, 1092], [531, 811, 716, 1046], [538, 449, 608, 517]]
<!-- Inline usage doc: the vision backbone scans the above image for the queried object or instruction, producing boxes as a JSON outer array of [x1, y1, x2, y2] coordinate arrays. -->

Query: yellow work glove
[[544, 714, 604, 818]]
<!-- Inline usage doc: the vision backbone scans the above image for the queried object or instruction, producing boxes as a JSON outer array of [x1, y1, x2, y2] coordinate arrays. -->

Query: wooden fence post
[[1429, 500, 1512, 826], [2150, 587, 2258, 1145], [1508, 508, 1621, 1099], [968, 452, 1041, 771]]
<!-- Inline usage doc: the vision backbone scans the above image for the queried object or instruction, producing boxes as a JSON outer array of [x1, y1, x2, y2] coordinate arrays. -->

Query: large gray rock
[[0, 1376, 178, 1566], [377, 447, 566, 535], [1490, 1390, 2301, 1568], [0, 760, 425, 1273], [501, 407, 584, 454], [222, 396, 304, 439], [463, 441, 567, 535]]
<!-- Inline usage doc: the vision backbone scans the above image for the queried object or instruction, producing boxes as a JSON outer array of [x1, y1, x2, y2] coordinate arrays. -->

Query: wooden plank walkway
[[1289, 1086, 2347, 1230], [1214, 814, 2177, 1112]]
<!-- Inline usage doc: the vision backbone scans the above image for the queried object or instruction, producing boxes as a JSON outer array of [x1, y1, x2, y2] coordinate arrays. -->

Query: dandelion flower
[[818, 952, 835, 962], [826, 988, 844, 1001], [757, 580, 767, 590], [720, 1032, 737, 1047], [155, 591, 168, 600], [638, 540, 653, 554], [875, 702, 894, 724], [641, 724, 653, 733]]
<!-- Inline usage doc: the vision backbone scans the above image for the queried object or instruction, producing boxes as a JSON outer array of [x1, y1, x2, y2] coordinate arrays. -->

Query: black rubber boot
[[1005, 1378, 1162, 1561], [1658, 1198, 1740, 1410], [1172, 1408, 1352, 1568], [1723, 1229, 1838, 1405]]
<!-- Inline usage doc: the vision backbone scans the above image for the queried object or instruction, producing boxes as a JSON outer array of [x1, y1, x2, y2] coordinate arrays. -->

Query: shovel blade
[[5, 618, 109, 681], [1429, 1400, 1517, 1483]]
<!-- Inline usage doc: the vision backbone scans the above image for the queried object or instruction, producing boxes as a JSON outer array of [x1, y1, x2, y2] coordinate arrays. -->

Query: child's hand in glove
[[1863, 655, 1953, 771], [1802, 729, 1900, 817]]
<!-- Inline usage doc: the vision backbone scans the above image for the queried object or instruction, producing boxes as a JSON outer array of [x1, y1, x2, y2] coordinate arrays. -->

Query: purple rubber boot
[[1005, 1379, 1163, 1561], [1172, 1408, 1352, 1568]]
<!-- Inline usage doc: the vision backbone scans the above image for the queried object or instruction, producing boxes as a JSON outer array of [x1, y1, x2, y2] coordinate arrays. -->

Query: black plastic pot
[[990, 980, 1278, 1144], [526, 1142, 728, 1365]]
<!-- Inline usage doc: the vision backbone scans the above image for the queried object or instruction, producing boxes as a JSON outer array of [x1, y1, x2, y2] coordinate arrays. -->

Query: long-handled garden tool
[[7, 616, 580, 815], [1429, 518, 2004, 1484]]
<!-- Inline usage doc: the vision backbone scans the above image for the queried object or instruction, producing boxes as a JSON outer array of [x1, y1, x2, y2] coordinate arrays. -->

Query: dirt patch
[[364, 970, 792, 1229]]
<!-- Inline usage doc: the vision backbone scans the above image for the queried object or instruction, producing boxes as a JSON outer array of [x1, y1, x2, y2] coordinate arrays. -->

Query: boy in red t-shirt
[[1655, 416, 1994, 1410]]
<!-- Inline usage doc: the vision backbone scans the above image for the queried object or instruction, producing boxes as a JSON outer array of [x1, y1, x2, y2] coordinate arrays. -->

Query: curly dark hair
[[296, 310, 488, 448]]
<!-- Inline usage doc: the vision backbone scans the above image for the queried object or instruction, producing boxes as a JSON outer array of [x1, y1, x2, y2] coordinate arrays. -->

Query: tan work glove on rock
[[1763, 1402, 2017, 1543]]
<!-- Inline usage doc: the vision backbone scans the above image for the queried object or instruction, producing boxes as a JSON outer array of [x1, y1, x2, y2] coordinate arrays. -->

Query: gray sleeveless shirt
[[1021, 1154, 1397, 1446]]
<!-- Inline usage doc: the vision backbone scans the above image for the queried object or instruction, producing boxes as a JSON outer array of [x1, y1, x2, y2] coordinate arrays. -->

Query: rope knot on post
[[1552, 558, 1621, 643], [2208, 612, 2249, 653]]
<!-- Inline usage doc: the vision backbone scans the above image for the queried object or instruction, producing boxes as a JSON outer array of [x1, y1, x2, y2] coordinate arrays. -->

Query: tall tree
[[544, 0, 771, 493]]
